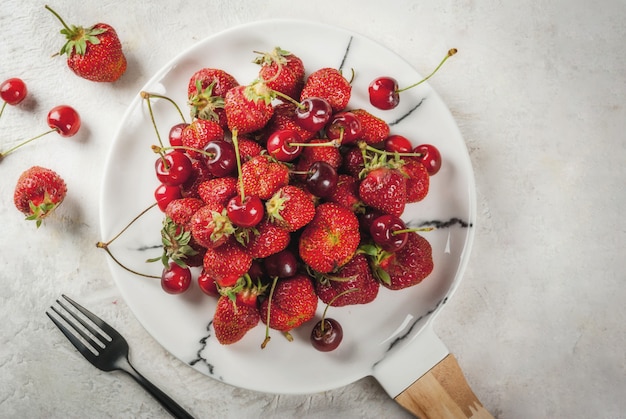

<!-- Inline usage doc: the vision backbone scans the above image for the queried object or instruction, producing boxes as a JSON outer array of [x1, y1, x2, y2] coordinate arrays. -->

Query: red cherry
[[204, 139, 236, 177], [326, 112, 362, 144], [384, 135, 413, 153], [310, 318, 343, 352], [47, 105, 81, 137], [368, 77, 399, 110], [161, 262, 192, 294], [413, 144, 442, 175], [198, 271, 219, 296], [263, 249, 298, 278], [266, 129, 303, 162], [305, 161, 338, 197], [0, 78, 28, 106], [295, 97, 332, 132], [154, 183, 182, 211], [226, 195, 264, 228], [168, 122, 188, 147], [155, 150, 193, 186], [369, 214, 409, 252]]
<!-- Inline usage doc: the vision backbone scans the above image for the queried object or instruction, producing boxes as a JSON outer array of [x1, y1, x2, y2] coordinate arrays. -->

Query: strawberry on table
[[213, 295, 260, 345], [13, 166, 67, 227], [45, 5, 127, 82]]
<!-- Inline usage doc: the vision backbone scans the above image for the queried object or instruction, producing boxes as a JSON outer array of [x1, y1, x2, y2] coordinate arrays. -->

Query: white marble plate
[[99, 19, 475, 395]]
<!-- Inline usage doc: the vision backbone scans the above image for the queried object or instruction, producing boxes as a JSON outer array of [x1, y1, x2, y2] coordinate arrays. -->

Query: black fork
[[46, 294, 194, 419]]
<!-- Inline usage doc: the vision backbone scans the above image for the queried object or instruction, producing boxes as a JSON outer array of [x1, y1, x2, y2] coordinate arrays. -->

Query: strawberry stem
[[397, 48, 457, 93], [141, 91, 187, 124]]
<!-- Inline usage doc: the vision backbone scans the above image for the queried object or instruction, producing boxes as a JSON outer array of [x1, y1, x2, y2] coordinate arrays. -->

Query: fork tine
[[54, 297, 110, 348], [46, 310, 98, 359], [60, 294, 116, 339]]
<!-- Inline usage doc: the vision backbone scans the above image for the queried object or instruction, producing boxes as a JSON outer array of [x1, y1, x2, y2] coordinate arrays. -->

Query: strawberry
[[149, 216, 203, 268], [359, 167, 407, 217], [46, 6, 126, 82], [187, 68, 238, 127], [327, 174, 363, 213], [294, 138, 342, 175], [241, 218, 291, 259], [13, 166, 67, 227], [265, 185, 316, 232], [300, 68, 351, 113], [202, 237, 252, 286], [299, 203, 360, 273], [213, 295, 260, 345], [254, 47, 305, 99], [237, 136, 263, 161], [181, 118, 224, 160], [181, 159, 214, 199], [378, 232, 434, 290], [351, 109, 389, 145], [264, 102, 316, 143], [239, 154, 290, 200], [315, 254, 379, 306], [401, 157, 430, 203], [260, 274, 318, 332], [224, 83, 274, 134], [197, 177, 238, 206], [189, 203, 235, 249], [164, 197, 204, 229]]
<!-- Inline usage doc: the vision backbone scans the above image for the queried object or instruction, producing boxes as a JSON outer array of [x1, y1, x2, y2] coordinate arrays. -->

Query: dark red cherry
[[295, 97, 332, 132], [310, 318, 343, 352], [226, 195, 264, 228], [326, 112, 362, 144], [263, 249, 298, 278], [370, 214, 409, 252], [266, 129, 303, 162], [368, 77, 399, 110], [161, 262, 192, 294], [155, 150, 193, 186], [154, 183, 182, 211], [168, 122, 189, 147], [47, 105, 81, 137], [384, 135, 413, 153], [413, 144, 442, 176], [204, 139, 236, 177], [305, 161, 338, 197]]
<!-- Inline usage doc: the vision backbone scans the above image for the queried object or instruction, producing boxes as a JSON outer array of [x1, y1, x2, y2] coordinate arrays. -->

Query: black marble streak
[[338, 36, 353, 72], [189, 321, 217, 377], [419, 217, 473, 229]]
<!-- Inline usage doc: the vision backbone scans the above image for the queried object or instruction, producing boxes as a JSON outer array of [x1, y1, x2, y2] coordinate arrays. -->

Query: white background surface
[[1, 1, 624, 418]]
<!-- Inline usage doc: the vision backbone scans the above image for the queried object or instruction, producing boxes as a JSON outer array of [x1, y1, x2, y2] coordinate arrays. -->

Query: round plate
[[99, 19, 475, 395]]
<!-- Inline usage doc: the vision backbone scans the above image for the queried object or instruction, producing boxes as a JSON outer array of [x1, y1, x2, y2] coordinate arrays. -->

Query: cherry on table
[[370, 214, 409, 252], [266, 129, 303, 162], [47, 105, 81, 137], [161, 262, 192, 294], [227, 194, 264, 228], [413, 143, 442, 175], [295, 97, 332, 132], [155, 150, 193, 186], [310, 318, 343, 352], [0, 78, 28, 108]]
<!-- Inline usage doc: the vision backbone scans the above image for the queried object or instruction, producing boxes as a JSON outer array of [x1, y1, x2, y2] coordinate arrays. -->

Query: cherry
[[413, 143, 442, 175], [155, 150, 193, 186], [369, 49, 458, 110], [263, 249, 298, 278], [325, 111, 362, 144], [370, 214, 409, 252], [304, 161, 338, 197], [161, 262, 192, 294], [198, 271, 219, 296], [0, 78, 28, 117], [384, 135, 413, 153], [204, 139, 236, 177], [359, 208, 385, 234], [310, 318, 343, 352], [168, 122, 189, 147], [0, 104, 81, 161], [266, 129, 303, 162], [295, 97, 332, 132], [226, 194, 264, 228], [47, 105, 81, 137], [154, 183, 182, 211]]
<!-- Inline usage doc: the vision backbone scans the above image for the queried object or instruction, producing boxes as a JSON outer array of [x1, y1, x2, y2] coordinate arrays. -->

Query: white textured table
[[1, 1, 625, 418]]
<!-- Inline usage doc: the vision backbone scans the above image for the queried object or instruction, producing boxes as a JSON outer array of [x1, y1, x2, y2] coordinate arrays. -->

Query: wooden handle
[[395, 354, 493, 419]]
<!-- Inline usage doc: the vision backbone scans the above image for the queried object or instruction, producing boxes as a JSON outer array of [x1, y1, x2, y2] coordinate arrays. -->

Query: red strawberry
[[294, 138, 342, 175], [152, 216, 204, 268], [13, 166, 67, 227], [239, 154, 290, 200], [300, 68, 351, 113], [265, 185, 316, 232], [264, 102, 316, 143], [401, 157, 430, 203], [327, 174, 363, 213], [254, 47, 305, 99], [237, 136, 263, 161], [260, 274, 318, 332], [213, 295, 260, 345], [351, 109, 389, 145], [299, 203, 360, 273], [241, 218, 291, 259], [181, 159, 214, 199], [164, 197, 204, 229], [197, 177, 238, 206], [187, 68, 238, 127], [203, 238, 252, 286], [315, 254, 379, 306], [377, 232, 434, 290], [224, 83, 274, 134], [181, 118, 224, 160], [189, 203, 235, 249], [46, 6, 126, 82], [359, 167, 407, 217]]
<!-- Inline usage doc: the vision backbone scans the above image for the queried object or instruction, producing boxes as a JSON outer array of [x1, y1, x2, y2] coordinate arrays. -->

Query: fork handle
[[122, 364, 194, 419]]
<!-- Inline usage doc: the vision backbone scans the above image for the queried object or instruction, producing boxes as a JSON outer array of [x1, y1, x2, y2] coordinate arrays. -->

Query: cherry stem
[[319, 288, 359, 333], [0, 102, 7, 119], [271, 89, 304, 109], [140, 91, 187, 124], [143, 92, 164, 149], [289, 139, 341, 148], [361, 142, 422, 158], [230, 128, 246, 200], [152, 144, 215, 160], [44, 5, 73, 33], [397, 48, 458, 93], [261, 276, 280, 349], [393, 226, 435, 235], [0, 128, 56, 160]]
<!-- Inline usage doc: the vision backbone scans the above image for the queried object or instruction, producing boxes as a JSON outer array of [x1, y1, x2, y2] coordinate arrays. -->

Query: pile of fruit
[[135, 46, 455, 351]]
